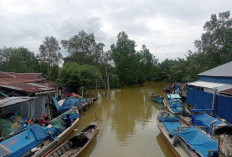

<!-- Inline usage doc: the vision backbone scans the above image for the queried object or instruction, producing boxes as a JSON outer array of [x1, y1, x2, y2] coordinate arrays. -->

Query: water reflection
[[73, 82, 168, 157]]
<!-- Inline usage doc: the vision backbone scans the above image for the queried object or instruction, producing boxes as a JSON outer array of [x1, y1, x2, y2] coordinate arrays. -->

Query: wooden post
[[104, 75, 107, 96], [81, 87, 84, 97], [107, 75, 110, 100], [96, 80, 98, 90], [105, 68, 110, 99], [212, 88, 217, 110]]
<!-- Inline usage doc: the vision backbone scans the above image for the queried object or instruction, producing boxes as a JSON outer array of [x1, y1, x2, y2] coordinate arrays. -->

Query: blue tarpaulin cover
[[170, 102, 185, 113], [163, 121, 181, 136], [62, 98, 79, 107], [158, 113, 179, 122], [187, 87, 213, 109], [52, 97, 79, 112], [178, 127, 218, 157], [191, 113, 222, 133], [30, 124, 49, 140]]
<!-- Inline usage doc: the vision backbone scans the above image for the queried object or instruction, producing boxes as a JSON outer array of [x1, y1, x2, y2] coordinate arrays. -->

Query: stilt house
[[187, 61, 232, 123]]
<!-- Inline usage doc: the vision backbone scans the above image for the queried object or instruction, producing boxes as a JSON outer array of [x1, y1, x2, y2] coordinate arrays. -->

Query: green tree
[[0, 47, 39, 73], [59, 62, 102, 91], [139, 45, 158, 81], [111, 31, 140, 85], [37, 36, 62, 79], [61, 30, 105, 65], [194, 11, 232, 68]]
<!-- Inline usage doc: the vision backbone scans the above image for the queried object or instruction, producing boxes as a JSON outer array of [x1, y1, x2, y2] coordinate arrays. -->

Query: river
[[73, 82, 175, 157]]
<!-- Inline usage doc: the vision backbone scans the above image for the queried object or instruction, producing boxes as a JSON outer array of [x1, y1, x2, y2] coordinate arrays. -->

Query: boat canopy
[[191, 113, 222, 133], [178, 126, 218, 157], [167, 94, 181, 99]]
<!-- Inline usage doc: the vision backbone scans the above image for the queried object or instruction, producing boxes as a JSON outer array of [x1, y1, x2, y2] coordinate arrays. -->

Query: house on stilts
[[187, 61, 232, 123]]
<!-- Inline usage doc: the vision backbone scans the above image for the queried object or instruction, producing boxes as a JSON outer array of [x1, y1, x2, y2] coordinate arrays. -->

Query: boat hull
[[46, 121, 98, 157], [151, 97, 163, 104], [32, 108, 80, 157]]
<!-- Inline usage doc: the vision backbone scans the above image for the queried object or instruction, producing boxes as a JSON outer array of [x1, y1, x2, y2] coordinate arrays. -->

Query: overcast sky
[[0, 0, 231, 61]]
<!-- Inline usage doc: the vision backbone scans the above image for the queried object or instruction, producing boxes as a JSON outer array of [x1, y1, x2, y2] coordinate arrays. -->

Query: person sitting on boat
[[38, 114, 50, 126], [62, 114, 72, 128]]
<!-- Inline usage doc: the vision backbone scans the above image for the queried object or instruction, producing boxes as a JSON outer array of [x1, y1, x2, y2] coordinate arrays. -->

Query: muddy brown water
[[69, 82, 174, 157]]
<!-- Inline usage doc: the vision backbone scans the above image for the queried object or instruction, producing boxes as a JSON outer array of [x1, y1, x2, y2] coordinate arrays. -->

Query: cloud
[[0, 0, 231, 61]]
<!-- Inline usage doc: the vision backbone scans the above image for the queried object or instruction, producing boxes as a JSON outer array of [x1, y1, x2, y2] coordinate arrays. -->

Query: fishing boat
[[191, 109, 232, 136], [157, 110, 218, 157], [163, 94, 190, 116], [31, 107, 80, 157], [0, 107, 80, 157], [45, 121, 98, 157], [150, 92, 163, 104]]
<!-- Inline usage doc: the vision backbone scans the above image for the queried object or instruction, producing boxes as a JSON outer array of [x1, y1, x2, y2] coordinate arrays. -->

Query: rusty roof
[[0, 72, 46, 79], [0, 72, 15, 78], [0, 78, 47, 86], [13, 73, 46, 79], [1, 83, 54, 93], [220, 88, 232, 96], [0, 72, 58, 93]]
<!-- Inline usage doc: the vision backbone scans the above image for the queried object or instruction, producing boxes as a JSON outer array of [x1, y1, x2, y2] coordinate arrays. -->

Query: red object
[[38, 114, 50, 126], [72, 93, 79, 97], [64, 93, 72, 97], [168, 82, 171, 86], [28, 118, 32, 124]]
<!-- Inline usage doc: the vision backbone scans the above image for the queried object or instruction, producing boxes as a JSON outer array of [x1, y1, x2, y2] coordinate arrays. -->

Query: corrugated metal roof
[[0, 97, 35, 108], [13, 73, 45, 79], [0, 78, 47, 86], [0, 72, 45, 79], [198, 61, 232, 77], [220, 88, 232, 96], [0, 72, 57, 93], [0, 81, 57, 93], [0, 72, 15, 78], [187, 81, 232, 92], [187, 81, 225, 89]]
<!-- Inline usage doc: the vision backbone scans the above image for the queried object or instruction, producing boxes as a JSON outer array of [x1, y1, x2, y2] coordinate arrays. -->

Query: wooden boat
[[163, 94, 190, 116], [45, 121, 98, 157], [150, 92, 163, 104], [157, 110, 218, 157], [0, 106, 80, 157], [31, 106, 80, 157], [191, 109, 232, 137]]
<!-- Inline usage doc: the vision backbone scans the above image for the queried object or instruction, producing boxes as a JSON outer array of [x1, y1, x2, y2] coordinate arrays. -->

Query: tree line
[[0, 11, 231, 91]]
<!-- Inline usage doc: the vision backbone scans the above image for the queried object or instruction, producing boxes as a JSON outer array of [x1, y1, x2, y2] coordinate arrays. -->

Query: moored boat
[[0, 107, 80, 157], [150, 93, 163, 104], [191, 109, 232, 137], [157, 110, 218, 157], [45, 121, 98, 157], [163, 94, 190, 116], [31, 107, 80, 157]]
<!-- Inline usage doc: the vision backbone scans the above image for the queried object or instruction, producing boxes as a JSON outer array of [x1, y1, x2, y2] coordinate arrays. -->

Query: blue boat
[[0, 108, 80, 157], [150, 93, 163, 104], [191, 109, 232, 136], [158, 111, 218, 157], [32, 108, 80, 157], [164, 94, 190, 115], [0, 124, 49, 157]]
